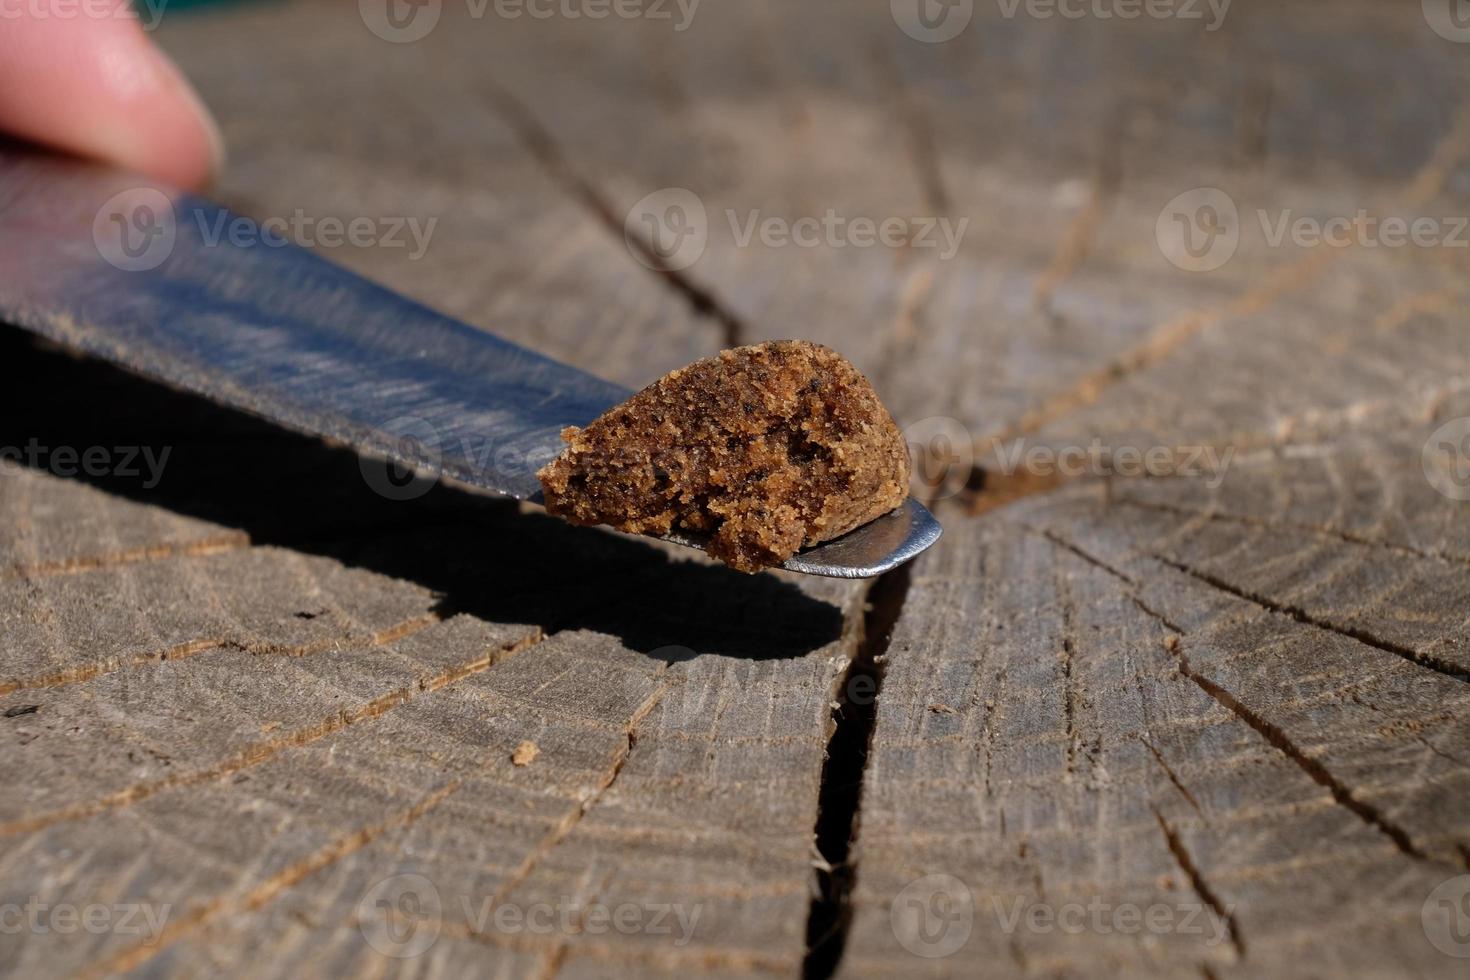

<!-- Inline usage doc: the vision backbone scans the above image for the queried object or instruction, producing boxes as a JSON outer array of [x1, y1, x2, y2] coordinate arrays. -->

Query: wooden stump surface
[[2, 1, 1470, 977]]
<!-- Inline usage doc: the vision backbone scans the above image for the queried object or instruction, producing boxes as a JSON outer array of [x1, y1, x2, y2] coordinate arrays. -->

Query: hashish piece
[[537, 340, 911, 572]]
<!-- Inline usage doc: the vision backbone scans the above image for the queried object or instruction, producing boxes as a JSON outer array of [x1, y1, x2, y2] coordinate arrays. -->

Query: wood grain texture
[[1, 0, 1468, 977]]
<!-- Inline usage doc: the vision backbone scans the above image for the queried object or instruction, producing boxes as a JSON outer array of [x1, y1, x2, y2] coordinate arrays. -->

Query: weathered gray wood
[[1, 0, 1468, 977]]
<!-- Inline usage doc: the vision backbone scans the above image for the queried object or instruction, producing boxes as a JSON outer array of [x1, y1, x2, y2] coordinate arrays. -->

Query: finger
[[0, 1, 223, 189]]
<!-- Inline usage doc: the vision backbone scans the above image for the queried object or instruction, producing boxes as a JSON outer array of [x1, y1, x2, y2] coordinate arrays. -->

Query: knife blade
[[0, 148, 940, 577]]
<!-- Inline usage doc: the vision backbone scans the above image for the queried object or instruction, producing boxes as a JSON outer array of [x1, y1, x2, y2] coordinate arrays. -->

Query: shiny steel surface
[[0, 149, 940, 577]]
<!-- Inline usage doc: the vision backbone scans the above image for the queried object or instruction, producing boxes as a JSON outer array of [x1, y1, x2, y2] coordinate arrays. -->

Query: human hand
[[0, 0, 222, 189]]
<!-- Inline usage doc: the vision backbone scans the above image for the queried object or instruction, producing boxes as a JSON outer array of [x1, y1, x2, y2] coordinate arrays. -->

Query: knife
[[0, 148, 940, 577]]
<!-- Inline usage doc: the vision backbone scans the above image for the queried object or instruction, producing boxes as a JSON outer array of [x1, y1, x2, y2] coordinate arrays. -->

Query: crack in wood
[[475, 670, 669, 922], [964, 464, 1066, 517], [990, 246, 1341, 447], [1119, 498, 1470, 570], [76, 779, 461, 979], [1026, 522, 1189, 633], [1374, 287, 1463, 333], [889, 265, 936, 354], [482, 80, 746, 348], [0, 629, 544, 837], [0, 610, 448, 697], [869, 44, 950, 217], [980, 665, 1006, 801], [1151, 805, 1245, 960], [222, 610, 446, 659], [1032, 113, 1124, 314], [1399, 103, 1470, 212], [1161, 633, 1431, 864], [1154, 554, 1470, 685], [1028, 526, 1448, 865], [1139, 735, 1205, 818], [427, 913, 792, 974], [802, 561, 912, 980], [971, 100, 1470, 459], [0, 636, 226, 697], [1, 531, 252, 582], [1030, 524, 1139, 586], [1054, 563, 1081, 777], [1234, 70, 1274, 170]]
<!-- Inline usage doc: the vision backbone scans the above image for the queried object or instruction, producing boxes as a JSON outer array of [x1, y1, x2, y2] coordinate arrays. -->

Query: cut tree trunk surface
[[2, 1, 1469, 977]]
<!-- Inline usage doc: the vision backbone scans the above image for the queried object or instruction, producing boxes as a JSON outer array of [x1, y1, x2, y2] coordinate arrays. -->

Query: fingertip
[[0, 5, 225, 190], [138, 42, 227, 189]]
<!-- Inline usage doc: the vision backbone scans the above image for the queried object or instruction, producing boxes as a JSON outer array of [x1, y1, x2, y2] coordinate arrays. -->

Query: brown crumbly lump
[[537, 340, 911, 572]]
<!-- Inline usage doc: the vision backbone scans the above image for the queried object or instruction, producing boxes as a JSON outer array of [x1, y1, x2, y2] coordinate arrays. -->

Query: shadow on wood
[[0, 328, 844, 661]]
